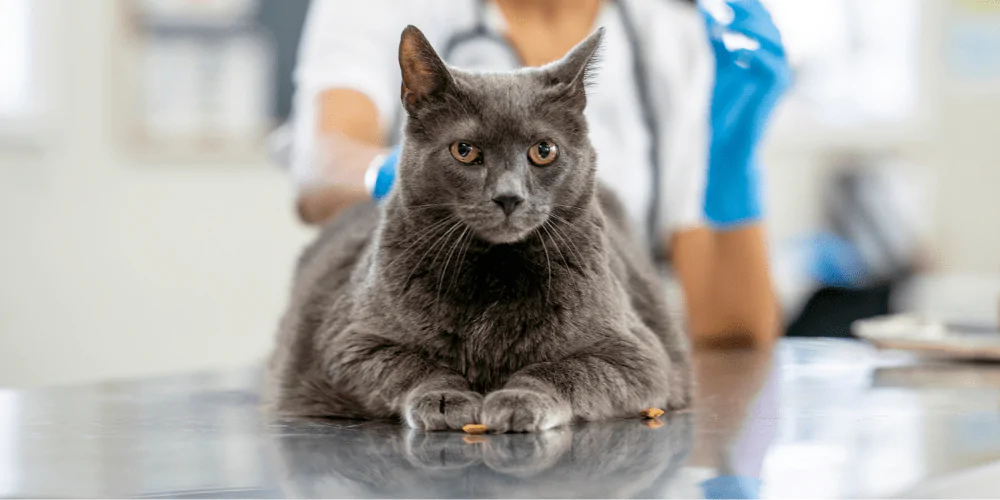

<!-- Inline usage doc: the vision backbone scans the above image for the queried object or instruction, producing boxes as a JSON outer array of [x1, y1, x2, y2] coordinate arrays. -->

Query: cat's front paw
[[404, 389, 482, 431], [481, 389, 571, 433]]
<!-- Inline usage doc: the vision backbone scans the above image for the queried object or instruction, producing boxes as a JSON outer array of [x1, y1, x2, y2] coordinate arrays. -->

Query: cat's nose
[[492, 193, 524, 216]]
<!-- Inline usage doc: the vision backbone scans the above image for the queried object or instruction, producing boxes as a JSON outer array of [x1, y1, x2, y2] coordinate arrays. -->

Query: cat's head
[[394, 25, 602, 244]]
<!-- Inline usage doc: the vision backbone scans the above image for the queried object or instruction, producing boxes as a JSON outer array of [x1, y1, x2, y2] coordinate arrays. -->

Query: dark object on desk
[[789, 161, 924, 338], [786, 281, 894, 338]]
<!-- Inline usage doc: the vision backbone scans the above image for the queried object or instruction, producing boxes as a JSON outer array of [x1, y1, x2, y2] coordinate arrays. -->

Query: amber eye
[[528, 141, 558, 166], [449, 141, 483, 165]]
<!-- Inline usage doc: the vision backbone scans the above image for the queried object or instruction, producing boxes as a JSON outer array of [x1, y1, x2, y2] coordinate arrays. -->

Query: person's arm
[[292, 0, 414, 225], [652, 0, 790, 348], [672, 226, 780, 348], [296, 89, 384, 225]]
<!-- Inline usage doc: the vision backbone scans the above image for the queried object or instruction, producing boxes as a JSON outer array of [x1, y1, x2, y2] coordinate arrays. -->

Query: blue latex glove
[[701, 475, 762, 499], [370, 146, 401, 201], [700, 0, 792, 227]]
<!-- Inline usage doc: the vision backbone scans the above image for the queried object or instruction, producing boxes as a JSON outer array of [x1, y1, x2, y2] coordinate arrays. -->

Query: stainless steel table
[[1, 339, 999, 498]]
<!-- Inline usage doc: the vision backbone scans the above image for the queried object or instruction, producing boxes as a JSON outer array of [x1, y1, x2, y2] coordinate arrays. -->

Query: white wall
[[0, 0, 998, 387], [0, 1, 313, 387], [762, 0, 1000, 274]]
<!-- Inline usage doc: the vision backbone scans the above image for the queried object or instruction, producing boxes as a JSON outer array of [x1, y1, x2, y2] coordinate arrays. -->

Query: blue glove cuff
[[704, 157, 764, 228], [370, 147, 400, 201]]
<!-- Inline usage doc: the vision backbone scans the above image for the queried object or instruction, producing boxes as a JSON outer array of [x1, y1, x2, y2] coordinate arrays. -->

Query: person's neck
[[493, 0, 604, 67], [495, 0, 602, 19]]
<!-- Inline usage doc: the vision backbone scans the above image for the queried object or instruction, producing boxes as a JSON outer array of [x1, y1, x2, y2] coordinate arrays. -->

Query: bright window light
[[0, 0, 32, 119], [764, 0, 921, 127]]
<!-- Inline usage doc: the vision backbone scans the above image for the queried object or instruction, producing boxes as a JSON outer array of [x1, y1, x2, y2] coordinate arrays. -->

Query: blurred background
[[0, 0, 998, 387]]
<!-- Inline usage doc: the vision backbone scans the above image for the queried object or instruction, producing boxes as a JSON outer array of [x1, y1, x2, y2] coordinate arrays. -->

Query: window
[[763, 0, 922, 135], [0, 0, 34, 121]]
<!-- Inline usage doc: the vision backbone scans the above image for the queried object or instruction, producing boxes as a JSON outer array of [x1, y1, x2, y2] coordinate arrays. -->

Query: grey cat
[[265, 26, 691, 433]]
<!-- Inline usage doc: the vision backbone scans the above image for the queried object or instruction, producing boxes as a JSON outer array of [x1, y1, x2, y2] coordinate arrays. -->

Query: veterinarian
[[288, 0, 791, 349]]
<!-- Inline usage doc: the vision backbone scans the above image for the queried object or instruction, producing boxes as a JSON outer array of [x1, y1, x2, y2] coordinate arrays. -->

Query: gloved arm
[[673, 0, 791, 348], [701, 0, 792, 227]]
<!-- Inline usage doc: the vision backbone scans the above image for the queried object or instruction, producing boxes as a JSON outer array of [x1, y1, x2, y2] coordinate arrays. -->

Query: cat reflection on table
[[264, 26, 691, 432], [269, 415, 692, 498]]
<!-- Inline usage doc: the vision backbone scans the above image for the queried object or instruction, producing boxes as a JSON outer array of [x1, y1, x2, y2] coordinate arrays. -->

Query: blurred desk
[[1, 339, 999, 498]]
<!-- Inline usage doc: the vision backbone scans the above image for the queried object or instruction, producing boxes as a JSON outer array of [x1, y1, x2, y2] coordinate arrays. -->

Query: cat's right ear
[[399, 25, 452, 116], [543, 28, 604, 111]]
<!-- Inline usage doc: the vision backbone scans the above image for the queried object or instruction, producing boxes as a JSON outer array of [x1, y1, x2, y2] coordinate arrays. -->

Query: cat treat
[[640, 408, 665, 419], [462, 424, 489, 435]]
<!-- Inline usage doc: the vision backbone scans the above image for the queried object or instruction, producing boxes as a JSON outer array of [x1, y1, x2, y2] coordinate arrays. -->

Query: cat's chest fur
[[382, 239, 600, 392]]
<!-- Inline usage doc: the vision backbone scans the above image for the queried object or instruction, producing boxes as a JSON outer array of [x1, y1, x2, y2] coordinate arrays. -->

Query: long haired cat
[[265, 26, 691, 432]]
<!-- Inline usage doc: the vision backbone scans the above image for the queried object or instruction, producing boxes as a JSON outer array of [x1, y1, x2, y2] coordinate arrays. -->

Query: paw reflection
[[478, 428, 572, 477], [403, 430, 481, 471], [271, 414, 692, 498]]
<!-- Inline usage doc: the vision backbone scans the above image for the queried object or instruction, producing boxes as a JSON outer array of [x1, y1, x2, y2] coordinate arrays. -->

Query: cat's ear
[[544, 28, 604, 110], [399, 25, 453, 116]]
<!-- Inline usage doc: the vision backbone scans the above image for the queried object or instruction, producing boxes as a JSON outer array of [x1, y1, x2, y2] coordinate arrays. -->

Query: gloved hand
[[700, 0, 792, 227]]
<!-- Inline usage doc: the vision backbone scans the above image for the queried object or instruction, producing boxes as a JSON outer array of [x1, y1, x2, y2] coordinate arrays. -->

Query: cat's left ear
[[543, 28, 605, 110], [399, 25, 453, 116]]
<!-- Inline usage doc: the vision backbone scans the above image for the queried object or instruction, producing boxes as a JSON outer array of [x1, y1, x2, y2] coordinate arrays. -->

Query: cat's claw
[[404, 389, 482, 431], [481, 389, 571, 433]]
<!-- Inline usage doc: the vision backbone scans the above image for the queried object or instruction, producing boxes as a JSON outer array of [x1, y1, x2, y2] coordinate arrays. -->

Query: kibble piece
[[462, 424, 489, 434], [640, 407, 665, 419]]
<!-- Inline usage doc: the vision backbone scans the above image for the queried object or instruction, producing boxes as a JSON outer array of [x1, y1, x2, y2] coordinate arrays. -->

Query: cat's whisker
[[384, 216, 457, 270], [551, 204, 589, 212], [537, 226, 552, 304], [425, 222, 464, 271], [542, 221, 570, 268], [391, 215, 455, 249], [547, 219, 582, 261], [549, 214, 597, 252], [546, 217, 587, 267], [403, 221, 463, 293], [447, 226, 475, 297], [437, 225, 469, 307], [400, 220, 462, 291], [425, 221, 465, 302], [404, 203, 463, 211]]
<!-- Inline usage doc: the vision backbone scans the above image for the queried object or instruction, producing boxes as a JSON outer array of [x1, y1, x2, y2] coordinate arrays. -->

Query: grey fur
[[265, 26, 691, 432]]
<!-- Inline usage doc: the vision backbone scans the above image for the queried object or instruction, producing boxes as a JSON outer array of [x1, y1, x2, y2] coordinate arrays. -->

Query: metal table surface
[[1, 339, 999, 498]]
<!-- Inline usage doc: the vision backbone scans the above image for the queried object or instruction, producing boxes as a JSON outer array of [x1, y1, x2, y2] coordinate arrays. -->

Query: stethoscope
[[394, 0, 665, 255]]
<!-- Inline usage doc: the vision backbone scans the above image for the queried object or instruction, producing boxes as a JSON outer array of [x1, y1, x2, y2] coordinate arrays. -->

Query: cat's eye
[[449, 141, 483, 165], [528, 141, 558, 166]]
